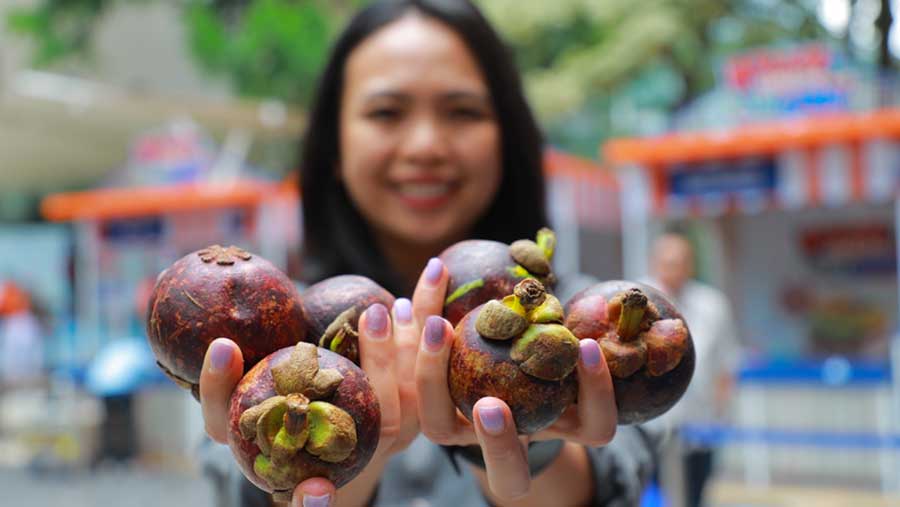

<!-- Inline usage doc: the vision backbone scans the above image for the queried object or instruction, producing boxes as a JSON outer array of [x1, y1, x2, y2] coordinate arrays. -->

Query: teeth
[[397, 182, 452, 198]]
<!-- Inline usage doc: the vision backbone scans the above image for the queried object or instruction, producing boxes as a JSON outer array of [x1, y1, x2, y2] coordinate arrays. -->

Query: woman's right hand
[[198, 257, 449, 507]]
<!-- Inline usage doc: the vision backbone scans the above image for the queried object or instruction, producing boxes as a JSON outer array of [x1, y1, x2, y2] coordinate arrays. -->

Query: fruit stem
[[513, 278, 546, 312], [283, 394, 309, 437], [617, 289, 648, 341], [536, 228, 556, 260]]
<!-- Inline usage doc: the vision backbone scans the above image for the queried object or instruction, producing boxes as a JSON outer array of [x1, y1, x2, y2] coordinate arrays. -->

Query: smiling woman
[[199, 2, 661, 507], [298, 0, 546, 297], [337, 13, 503, 287]]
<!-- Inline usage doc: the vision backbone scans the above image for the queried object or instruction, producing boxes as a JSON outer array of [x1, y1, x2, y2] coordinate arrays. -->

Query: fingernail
[[208, 340, 232, 373], [365, 303, 388, 338], [302, 493, 331, 507], [393, 298, 412, 325], [424, 257, 443, 285], [478, 404, 506, 435], [424, 315, 445, 352], [580, 339, 601, 369]]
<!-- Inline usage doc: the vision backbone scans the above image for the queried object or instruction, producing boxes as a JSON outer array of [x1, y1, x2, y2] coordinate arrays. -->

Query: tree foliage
[[6, 0, 894, 155]]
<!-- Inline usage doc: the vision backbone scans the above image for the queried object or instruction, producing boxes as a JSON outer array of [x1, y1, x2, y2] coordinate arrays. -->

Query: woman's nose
[[400, 116, 448, 164]]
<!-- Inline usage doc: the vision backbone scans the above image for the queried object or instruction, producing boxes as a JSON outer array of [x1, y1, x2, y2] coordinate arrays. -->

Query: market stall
[[604, 107, 900, 491], [37, 122, 300, 467]]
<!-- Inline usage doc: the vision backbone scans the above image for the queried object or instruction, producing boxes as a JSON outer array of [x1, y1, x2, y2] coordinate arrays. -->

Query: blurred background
[[0, 0, 899, 506]]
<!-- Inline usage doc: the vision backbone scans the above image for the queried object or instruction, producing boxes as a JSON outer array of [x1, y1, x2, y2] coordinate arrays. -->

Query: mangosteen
[[146, 245, 306, 399], [299, 275, 395, 364], [441, 228, 558, 326], [449, 279, 579, 434], [228, 342, 380, 502], [564, 281, 694, 425]]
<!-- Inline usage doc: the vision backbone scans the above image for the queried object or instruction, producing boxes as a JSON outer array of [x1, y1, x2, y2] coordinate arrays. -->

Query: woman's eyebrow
[[361, 90, 411, 103], [440, 90, 490, 103]]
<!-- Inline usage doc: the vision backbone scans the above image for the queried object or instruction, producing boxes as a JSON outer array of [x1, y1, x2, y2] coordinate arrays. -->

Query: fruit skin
[[449, 303, 577, 434], [227, 345, 380, 493], [299, 275, 395, 363], [146, 245, 306, 399], [440, 240, 550, 327], [564, 280, 695, 425]]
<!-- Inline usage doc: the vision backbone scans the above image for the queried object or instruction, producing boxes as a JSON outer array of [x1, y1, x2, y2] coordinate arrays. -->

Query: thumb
[[199, 338, 244, 443], [291, 477, 337, 507]]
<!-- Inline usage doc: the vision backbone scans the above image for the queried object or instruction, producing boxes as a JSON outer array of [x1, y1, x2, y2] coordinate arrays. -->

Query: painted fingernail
[[208, 339, 232, 373], [580, 339, 601, 369], [424, 315, 445, 352], [478, 404, 506, 435], [302, 493, 331, 507], [365, 303, 389, 338], [393, 298, 412, 325], [424, 257, 443, 285]]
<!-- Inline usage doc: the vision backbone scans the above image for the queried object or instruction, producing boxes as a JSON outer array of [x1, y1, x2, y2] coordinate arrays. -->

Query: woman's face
[[339, 13, 502, 249]]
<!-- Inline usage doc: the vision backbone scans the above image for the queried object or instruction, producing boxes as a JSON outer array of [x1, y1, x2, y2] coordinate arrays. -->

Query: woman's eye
[[366, 108, 400, 120], [449, 107, 485, 120]]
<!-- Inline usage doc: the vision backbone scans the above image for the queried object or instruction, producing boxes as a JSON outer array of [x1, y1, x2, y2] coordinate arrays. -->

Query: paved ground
[[1, 462, 215, 507]]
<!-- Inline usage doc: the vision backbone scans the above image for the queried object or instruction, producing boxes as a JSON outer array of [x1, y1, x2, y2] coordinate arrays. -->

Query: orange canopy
[[42, 180, 297, 222], [604, 108, 900, 166]]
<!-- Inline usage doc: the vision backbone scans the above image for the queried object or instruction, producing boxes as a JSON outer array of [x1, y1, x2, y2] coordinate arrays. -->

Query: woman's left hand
[[415, 311, 618, 502]]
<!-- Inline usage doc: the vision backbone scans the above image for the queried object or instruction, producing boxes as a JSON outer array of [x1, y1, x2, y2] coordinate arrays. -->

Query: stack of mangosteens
[[146, 245, 389, 501], [144, 231, 694, 501]]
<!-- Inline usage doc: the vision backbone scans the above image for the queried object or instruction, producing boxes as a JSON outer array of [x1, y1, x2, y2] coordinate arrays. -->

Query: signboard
[[720, 43, 876, 118]]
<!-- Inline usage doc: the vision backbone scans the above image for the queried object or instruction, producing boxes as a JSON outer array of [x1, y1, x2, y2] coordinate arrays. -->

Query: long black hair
[[299, 0, 547, 295]]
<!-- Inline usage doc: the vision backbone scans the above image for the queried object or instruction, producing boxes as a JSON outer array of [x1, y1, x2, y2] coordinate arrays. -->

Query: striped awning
[[604, 109, 900, 218]]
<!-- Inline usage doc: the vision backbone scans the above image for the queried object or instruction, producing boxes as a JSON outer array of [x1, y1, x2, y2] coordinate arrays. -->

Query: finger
[[411, 257, 448, 328], [473, 397, 531, 501], [391, 298, 417, 386], [574, 339, 617, 445], [391, 298, 420, 450], [200, 338, 244, 443], [291, 477, 336, 507], [539, 339, 617, 445], [358, 303, 401, 451], [415, 315, 470, 445]]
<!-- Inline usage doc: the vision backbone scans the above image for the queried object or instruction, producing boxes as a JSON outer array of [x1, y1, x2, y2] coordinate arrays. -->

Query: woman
[[199, 1, 659, 506]]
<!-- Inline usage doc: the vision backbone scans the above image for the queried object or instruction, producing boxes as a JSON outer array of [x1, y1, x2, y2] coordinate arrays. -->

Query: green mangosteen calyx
[[272, 342, 344, 399], [510, 323, 580, 381], [600, 288, 689, 379], [515, 229, 556, 288], [318, 307, 360, 364], [241, 342, 358, 479], [475, 278, 579, 381], [475, 299, 527, 340], [508, 228, 557, 280], [445, 278, 486, 305]]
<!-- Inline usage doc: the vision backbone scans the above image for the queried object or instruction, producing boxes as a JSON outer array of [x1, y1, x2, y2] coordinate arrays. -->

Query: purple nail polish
[[209, 340, 232, 373], [424, 316, 445, 351], [302, 493, 331, 507], [478, 404, 505, 435], [394, 298, 412, 324], [580, 339, 601, 369], [366, 304, 388, 336], [424, 257, 443, 284]]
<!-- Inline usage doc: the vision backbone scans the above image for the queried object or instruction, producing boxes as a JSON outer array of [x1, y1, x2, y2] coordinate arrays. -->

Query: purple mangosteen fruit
[[146, 245, 306, 399], [564, 281, 694, 424], [227, 342, 380, 503], [299, 275, 395, 364]]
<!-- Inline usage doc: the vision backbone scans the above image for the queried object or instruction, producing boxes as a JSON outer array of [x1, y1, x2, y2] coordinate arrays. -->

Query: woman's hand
[[415, 296, 618, 503], [197, 257, 448, 507]]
